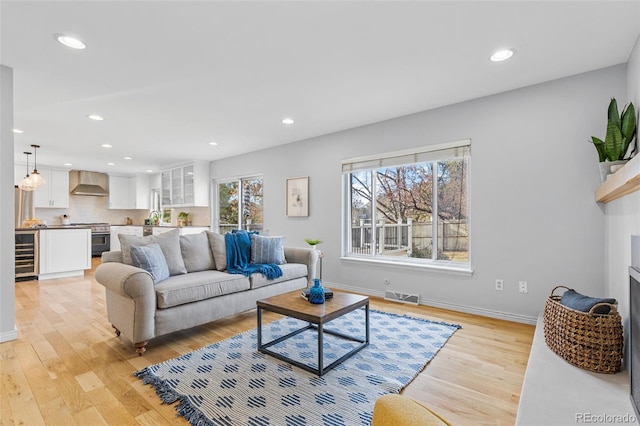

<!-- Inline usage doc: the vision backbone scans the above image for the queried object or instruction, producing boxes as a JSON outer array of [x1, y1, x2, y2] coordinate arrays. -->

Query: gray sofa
[[95, 229, 318, 355]]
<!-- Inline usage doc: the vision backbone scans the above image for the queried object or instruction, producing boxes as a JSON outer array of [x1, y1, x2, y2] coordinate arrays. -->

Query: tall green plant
[[591, 98, 637, 162]]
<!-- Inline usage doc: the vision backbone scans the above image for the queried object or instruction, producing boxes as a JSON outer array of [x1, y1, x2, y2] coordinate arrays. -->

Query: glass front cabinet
[[161, 161, 209, 207]]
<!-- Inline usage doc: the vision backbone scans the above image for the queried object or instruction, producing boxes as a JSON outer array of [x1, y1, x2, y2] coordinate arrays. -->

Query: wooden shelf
[[595, 154, 640, 203]]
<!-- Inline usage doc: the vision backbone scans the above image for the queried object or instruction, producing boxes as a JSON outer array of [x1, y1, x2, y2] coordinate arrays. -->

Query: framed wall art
[[286, 176, 309, 217]]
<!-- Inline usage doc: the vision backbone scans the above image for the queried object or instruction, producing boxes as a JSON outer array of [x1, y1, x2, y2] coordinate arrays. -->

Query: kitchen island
[[38, 227, 92, 280]]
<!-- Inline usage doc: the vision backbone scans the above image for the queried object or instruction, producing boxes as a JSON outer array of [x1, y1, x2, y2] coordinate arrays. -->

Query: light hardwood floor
[[1, 259, 534, 425]]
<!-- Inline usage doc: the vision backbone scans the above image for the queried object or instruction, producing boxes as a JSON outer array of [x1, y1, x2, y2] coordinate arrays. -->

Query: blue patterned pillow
[[250, 234, 286, 265], [130, 243, 170, 283]]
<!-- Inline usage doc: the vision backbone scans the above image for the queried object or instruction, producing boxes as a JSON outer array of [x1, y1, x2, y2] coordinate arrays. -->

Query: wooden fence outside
[[350, 219, 468, 256]]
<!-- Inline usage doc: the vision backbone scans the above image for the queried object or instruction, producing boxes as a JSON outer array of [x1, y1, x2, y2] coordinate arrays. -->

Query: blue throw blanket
[[225, 230, 283, 280]]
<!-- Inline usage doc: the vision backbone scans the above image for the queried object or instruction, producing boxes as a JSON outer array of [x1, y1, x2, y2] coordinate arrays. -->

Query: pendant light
[[18, 151, 36, 191], [27, 144, 46, 189]]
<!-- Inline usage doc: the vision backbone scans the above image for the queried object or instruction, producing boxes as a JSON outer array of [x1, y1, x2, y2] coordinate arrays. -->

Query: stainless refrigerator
[[15, 185, 35, 228]]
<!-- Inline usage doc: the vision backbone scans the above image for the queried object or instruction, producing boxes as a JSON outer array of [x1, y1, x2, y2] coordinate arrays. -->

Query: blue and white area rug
[[135, 309, 460, 426]]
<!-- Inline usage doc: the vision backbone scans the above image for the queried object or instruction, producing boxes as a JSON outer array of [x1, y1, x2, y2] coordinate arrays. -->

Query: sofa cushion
[[206, 231, 227, 271], [129, 243, 170, 284], [101, 250, 123, 263], [180, 232, 215, 272], [250, 234, 286, 265], [250, 263, 307, 289], [119, 229, 187, 276], [154, 270, 250, 308]]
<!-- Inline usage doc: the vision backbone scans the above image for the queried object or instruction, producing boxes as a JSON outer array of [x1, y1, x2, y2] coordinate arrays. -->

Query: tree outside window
[[217, 177, 263, 233], [345, 143, 469, 265]]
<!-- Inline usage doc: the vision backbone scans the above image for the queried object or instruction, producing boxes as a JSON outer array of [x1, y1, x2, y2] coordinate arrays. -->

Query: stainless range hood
[[69, 170, 109, 196]]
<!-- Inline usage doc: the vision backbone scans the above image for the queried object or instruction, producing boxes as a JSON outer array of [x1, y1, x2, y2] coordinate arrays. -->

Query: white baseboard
[[324, 281, 538, 325], [39, 270, 84, 280], [0, 326, 18, 343]]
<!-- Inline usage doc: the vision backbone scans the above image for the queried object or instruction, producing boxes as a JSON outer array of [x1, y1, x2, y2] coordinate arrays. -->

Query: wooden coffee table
[[256, 290, 369, 376]]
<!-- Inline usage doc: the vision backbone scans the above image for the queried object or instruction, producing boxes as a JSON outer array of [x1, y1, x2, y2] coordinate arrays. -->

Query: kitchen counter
[[15, 225, 91, 231]]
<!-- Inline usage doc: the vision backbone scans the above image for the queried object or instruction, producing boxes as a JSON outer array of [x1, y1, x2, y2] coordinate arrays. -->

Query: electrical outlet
[[519, 281, 528, 294], [384, 278, 391, 285], [495, 279, 504, 291]]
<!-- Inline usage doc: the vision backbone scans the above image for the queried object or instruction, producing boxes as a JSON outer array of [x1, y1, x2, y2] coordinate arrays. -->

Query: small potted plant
[[178, 212, 190, 227], [150, 211, 161, 225], [590, 98, 637, 182], [304, 238, 322, 251]]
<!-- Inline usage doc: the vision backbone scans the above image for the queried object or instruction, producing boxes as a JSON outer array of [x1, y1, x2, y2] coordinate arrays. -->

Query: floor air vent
[[384, 290, 419, 305]]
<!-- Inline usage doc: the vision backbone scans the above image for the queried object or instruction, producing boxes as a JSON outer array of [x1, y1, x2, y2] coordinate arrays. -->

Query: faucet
[[148, 210, 160, 225]]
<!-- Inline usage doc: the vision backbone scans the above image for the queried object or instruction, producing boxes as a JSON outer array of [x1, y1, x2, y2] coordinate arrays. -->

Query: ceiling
[[2, 1, 639, 175]]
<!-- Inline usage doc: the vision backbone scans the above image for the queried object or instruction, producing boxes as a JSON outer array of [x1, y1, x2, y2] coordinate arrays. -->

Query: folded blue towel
[[560, 289, 616, 314], [225, 230, 282, 280]]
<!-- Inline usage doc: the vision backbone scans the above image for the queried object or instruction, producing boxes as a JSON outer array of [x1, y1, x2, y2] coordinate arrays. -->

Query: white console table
[[516, 315, 637, 425]]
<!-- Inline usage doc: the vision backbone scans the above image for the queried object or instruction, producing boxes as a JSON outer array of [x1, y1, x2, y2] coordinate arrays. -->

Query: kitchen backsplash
[[35, 196, 210, 227], [160, 206, 210, 227]]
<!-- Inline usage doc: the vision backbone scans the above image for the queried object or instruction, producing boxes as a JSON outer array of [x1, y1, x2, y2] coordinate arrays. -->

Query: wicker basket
[[543, 285, 623, 374]]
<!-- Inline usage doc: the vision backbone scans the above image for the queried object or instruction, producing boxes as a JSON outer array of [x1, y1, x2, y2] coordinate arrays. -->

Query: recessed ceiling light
[[123, 156, 132, 160], [490, 49, 515, 62], [208, 142, 218, 146], [146, 170, 153, 173], [101, 143, 112, 148], [12, 128, 24, 134], [55, 34, 86, 50], [88, 114, 104, 121], [282, 118, 294, 125], [64, 163, 72, 166], [107, 162, 115, 166]]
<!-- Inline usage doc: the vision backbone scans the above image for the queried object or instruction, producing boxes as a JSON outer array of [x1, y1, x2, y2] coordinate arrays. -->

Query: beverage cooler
[[15, 230, 38, 280]]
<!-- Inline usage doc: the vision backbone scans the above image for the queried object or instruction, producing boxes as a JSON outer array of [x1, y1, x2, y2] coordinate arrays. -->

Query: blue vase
[[309, 278, 325, 304]]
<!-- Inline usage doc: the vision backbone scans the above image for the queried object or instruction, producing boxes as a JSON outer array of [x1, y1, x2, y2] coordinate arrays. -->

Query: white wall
[[1, 65, 17, 342], [604, 35, 640, 328], [212, 65, 626, 322]]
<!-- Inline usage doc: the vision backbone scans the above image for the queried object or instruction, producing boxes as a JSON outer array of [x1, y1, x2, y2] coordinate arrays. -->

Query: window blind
[[341, 139, 470, 173]]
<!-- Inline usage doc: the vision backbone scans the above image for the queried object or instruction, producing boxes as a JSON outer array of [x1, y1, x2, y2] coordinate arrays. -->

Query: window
[[216, 176, 263, 233], [342, 140, 470, 269]]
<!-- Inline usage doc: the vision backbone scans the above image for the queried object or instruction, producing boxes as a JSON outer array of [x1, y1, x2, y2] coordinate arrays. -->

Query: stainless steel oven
[[91, 232, 110, 257], [15, 229, 39, 280]]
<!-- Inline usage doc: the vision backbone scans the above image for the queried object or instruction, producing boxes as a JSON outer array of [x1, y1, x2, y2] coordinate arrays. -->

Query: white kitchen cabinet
[[133, 175, 150, 209], [110, 226, 143, 251], [179, 226, 209, 235], [109, 174, 150, 209], [33, 168, 69, 208], [149, 172, 161, 190], [108, 175, 131, 209], [161, 161, 209, 207], [39, 229, 91, 280]]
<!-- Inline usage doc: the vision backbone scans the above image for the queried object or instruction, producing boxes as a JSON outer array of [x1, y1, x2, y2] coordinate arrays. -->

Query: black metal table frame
[[257, 303, 369, 376]]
